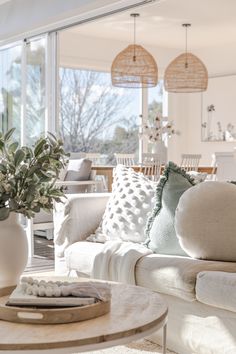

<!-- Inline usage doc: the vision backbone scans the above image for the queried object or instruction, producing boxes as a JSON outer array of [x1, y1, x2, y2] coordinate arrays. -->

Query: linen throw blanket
[[91, 240, 152, 285]]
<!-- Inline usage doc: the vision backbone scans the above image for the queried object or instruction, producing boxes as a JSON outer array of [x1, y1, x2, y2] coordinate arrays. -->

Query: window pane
[[147, 80, 168, 153], [25, 38, 46, 145], [148, 80, 166, 122], [0, 44, 22, 142], [59, 68, 140, 164]]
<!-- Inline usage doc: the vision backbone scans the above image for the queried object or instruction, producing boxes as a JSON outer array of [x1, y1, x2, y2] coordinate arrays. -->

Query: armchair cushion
[[65, 158, 92, 193]]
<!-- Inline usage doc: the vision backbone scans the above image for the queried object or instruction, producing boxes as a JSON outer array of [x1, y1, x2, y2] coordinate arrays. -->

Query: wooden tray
[[0, 287, 110, 324]]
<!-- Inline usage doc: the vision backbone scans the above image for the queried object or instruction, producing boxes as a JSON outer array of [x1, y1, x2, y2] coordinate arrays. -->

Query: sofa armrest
[[54, 193, 109, 255]]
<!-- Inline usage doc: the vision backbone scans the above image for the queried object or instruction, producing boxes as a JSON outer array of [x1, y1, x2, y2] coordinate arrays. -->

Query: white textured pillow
[[175, 181, 236, 261], [90, 165, 156, 243]]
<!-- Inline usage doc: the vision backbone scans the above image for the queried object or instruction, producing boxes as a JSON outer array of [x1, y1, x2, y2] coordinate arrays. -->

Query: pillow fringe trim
[[144, 161, 196, 246]]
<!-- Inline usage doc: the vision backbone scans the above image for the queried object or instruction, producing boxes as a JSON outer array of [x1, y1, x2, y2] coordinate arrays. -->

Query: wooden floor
[[24, 235, 55, 273]]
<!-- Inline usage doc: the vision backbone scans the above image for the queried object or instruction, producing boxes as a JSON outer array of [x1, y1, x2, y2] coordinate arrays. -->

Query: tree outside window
[[59, 68, 140, 164]]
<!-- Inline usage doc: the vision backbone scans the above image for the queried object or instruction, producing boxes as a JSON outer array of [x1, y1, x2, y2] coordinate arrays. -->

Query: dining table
[[92, 165, 215, 192]]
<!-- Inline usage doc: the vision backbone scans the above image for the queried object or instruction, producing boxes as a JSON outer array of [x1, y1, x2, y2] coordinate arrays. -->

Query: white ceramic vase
[[0, 212, 28, 288], [151, 140, 167, 164]]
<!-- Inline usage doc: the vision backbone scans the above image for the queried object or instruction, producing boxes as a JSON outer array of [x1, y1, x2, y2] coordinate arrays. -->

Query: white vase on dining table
[[151, 140, 167, 164]]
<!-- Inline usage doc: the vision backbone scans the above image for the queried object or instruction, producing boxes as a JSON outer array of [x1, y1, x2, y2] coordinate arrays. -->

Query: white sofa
[[54, 193, 236, 354]]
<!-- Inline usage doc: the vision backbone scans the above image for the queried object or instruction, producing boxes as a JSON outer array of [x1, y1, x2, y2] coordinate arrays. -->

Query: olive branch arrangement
[[0, 128, 69, 220]]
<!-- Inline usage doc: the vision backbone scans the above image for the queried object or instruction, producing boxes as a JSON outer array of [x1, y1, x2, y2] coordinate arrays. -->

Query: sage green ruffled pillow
[[145, 161, 195, 256]]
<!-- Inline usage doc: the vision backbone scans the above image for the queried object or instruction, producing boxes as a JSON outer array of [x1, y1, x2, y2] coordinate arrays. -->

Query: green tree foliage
[[100, 115, 139, 164]]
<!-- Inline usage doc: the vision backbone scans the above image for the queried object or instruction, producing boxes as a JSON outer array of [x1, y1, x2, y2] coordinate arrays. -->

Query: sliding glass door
[[0, 43, 22, 141], [0, 34, 56, 146], [25, 37, 46, 145]]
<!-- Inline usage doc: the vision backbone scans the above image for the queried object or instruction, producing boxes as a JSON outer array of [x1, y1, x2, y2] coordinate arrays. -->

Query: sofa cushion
[[145, 161, 195, 256], [65, 241, 104, 276], [187, 170, 208, 183], [175, 181, 236, 261], [65, 241, 236, 302], [91, 165, 156, 243], [196, 271, 236, 312], [136, 254, 236, 301]]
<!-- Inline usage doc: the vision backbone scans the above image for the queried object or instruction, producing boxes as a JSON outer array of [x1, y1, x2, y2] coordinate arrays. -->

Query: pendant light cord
[[185, 25, 188, 68], [183, 23, 191, 69], [131, 13, 139, 62], [133, 15, 136, 62]]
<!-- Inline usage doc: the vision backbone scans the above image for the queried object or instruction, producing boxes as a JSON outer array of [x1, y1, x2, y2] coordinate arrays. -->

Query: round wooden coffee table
[[0, 278, 168, 354]]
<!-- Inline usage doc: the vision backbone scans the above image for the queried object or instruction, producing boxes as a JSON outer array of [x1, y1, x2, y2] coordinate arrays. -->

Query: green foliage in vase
[[0, 128, 69, 220]]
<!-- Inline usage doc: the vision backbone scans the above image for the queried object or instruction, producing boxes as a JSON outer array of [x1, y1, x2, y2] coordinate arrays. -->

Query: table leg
[[162, 323, 167, 354], [93, 169, 113, 192], [106, 170, 113, 192]]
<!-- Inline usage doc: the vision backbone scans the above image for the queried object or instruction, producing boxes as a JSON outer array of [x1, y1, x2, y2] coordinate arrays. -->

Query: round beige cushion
[[175, 181, 236, 261]]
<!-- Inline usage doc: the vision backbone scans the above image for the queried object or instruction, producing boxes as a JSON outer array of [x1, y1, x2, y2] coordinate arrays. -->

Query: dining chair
[[180, 154, 202, 172], [85, 153, 103, 165], [114, 153, 135, 166], [141, 153, 161, 181]]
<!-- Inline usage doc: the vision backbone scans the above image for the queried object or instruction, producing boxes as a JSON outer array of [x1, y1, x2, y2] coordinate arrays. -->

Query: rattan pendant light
[[164, 24, 208, 93], [111, 13, 158, 88]]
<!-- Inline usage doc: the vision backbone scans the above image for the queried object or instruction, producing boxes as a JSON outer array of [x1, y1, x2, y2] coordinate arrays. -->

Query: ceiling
[[67, 0, 236, 50]]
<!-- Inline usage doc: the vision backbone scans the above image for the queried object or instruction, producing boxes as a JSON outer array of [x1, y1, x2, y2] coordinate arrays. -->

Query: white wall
[[166, 41, 236, 166], [167, 93, 189, 165], [168, 92, 236, 166]]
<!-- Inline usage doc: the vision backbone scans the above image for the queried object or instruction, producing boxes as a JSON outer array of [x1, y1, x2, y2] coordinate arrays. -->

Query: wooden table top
[[92, 165, 215, 174], [0, 277, 168, 353]]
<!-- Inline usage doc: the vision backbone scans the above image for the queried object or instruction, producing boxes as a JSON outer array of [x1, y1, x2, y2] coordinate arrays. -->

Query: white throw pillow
[[89, 165, 156, 243], [175, 181, 236, 261], [187, 170, 208, 184]]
